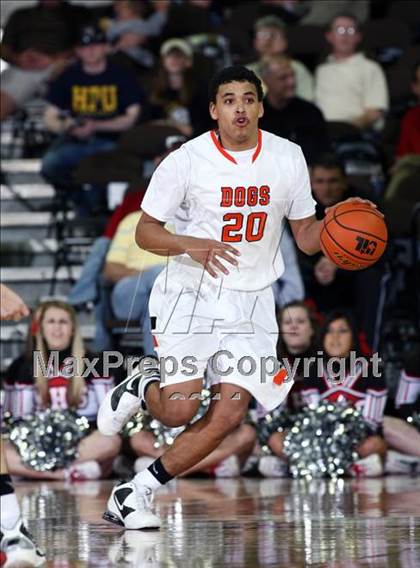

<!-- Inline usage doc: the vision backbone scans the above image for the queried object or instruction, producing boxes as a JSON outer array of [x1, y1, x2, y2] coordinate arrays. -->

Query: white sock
[[134, 468, 163, 492], [0, 492, 21, 530]]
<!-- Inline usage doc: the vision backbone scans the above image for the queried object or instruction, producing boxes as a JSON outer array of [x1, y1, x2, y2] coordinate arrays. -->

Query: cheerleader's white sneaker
[[348, 454, 383, 478]]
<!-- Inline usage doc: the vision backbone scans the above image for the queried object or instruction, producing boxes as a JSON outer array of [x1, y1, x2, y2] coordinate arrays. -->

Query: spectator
[[41, 25, 142, 216], [315, 14, 389, 130], [148, 38, 211, 136], [0, 0, 92, 120], [248, 15, 314, 102], [103, 0, 169, 69], [383, 154, 420, 238], [2, 300, 121, 481], [396, 62, 420, 158], [299, 154, 383, 349], [259, 54, 330, 163], [68, 189, 147, 312], [298, 155, 356, 304], [301, 310, 387, 477], [258, 300, 319, 477], [383, 345, 420, 474], [101, 211, 166, 354], [67, 135, 187, 350], [311, 153, 372, 214]]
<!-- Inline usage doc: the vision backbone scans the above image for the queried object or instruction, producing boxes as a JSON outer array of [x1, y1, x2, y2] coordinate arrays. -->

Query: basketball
[[320, 202, 388, 270]]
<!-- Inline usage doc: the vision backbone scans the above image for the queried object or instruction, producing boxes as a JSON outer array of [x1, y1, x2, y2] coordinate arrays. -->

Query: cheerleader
[[383, 344, 420, 473], [301, 310, 387, 477], [3, 300, 121, 480]]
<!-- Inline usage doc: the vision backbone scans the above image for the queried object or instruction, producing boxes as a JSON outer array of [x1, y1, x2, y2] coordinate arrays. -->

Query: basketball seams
[[320, 226, 363, 269], [323, 222, 372, 264], [332, 207, 387, 243]]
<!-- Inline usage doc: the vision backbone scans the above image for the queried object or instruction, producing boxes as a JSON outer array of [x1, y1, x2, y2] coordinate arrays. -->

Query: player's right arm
[[136, 213, 240, 278]]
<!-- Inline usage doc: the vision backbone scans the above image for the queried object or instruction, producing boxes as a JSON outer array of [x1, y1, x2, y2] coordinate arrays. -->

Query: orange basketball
[[320, 202, 388, 270]]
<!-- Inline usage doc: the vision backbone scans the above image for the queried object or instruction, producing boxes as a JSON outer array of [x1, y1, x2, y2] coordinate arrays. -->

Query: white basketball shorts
[[148, 271, 293, 412]]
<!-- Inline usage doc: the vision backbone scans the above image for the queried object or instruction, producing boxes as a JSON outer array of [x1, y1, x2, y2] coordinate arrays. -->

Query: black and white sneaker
[[97, 355, 160, 436], [1, 520, 46, 567], [103, 481, 161, 530]]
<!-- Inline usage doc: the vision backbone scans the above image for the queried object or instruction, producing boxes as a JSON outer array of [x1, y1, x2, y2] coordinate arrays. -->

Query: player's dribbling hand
[[183, 237, 240, 278], [325, 197, 384, 217]]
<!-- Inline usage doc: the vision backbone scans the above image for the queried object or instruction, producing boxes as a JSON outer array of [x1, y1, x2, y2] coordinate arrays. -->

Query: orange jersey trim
[[210, 129, 262, 164]]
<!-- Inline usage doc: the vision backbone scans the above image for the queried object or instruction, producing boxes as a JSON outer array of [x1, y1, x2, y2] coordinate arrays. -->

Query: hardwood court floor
[[15, 476, 420, 567]]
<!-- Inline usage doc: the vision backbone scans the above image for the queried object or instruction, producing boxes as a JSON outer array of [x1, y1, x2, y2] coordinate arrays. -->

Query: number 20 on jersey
[[220, 185, 270, 243]]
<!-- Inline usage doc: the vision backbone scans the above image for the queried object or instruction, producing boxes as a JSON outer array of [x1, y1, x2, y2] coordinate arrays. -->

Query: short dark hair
[[321, 309, 360, 355], [311, 153, 346, 176], [208, 65, 263, 103]]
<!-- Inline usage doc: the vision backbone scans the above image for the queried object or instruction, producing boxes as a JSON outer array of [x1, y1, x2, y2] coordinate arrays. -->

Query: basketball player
[[98, 66, 377, 529], [0, 284, 45, 566]]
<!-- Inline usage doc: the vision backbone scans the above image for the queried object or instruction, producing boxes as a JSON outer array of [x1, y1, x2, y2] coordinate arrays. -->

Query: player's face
[[311, 166, 347, 207], [209, 81, 263, 147], [41, 307, 74, 351], [254, 26, 287, 56], [323, 318, 353, 358], [264, 61, 296, 100], [326, 17, 361, 57], [281, 306, 314, 353]]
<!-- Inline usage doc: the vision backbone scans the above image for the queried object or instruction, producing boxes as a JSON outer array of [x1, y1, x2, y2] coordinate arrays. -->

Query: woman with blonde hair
[[3, 300, 121, 480]]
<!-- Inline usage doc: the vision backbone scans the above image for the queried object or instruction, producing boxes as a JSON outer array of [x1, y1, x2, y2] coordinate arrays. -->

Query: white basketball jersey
[[141, 129, 316, 291]]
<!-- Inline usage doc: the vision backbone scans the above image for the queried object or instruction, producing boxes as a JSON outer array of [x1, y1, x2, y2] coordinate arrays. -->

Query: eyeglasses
[[334, 26, 357, 36]]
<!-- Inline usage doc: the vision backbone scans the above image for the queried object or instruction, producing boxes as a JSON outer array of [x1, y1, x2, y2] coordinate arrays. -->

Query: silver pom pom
[[283, 401, 372, 479], [9, 410, 90, 471], [407, 412, 420, 432], [257, 406, 291, 455], [121, 411, 150, 438]]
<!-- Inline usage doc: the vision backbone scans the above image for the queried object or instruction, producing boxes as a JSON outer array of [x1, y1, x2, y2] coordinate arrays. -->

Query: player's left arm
[[289, 214, 321, 255], [289, 197, 382, 256]]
